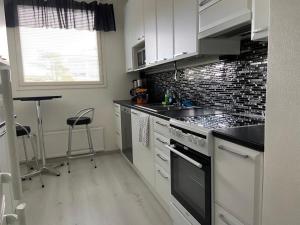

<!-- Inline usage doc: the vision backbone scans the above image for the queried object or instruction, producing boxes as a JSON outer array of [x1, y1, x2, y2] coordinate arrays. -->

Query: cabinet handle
[[157, 169, 169, 179], [132, 112, 139, 116], [115, 113, 119, 117], [156, 138, 168, 145], [155, 121, 168, 127], [174, 52, 188, 58], [0, 130, 7, 138], [218, 145, 249, 159], [116, 131, 120, 135], [253, 27, 268, 33], [219, 214, 233, 225], [156, 153, 168, 162]]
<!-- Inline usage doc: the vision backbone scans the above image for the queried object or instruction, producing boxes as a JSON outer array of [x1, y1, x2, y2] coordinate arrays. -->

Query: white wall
[[7, 0, 137, 158], [263, 0, 300, 224]]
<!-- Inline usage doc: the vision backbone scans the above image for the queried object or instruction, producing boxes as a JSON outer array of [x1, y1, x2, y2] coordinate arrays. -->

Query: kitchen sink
[[134, 104, 202, 112]]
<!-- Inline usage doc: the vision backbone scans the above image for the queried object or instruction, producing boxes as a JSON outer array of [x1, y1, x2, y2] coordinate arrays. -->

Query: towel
[[139, 115, 150, 147]]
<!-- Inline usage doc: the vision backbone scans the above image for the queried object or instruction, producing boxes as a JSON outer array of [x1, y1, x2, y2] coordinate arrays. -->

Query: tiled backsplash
[[144, 40, 268, 115]]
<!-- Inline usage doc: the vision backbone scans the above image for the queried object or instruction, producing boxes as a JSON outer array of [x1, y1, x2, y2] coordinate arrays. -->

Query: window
[[17, 26, 103, 85]]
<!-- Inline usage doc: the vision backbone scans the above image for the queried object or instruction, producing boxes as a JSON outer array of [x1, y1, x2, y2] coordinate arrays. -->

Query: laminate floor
[[22, 153, 172, 225]]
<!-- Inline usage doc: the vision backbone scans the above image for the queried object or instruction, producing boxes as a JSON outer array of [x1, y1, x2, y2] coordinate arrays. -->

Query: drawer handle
[[156, 153, 168, 162], [155, 121, 168, 127], [253, 27, 268, 33], [219, 214, 233, 225], [116, 131, 120, 135], [218, 145, 249, 159], [115, 113, 119, 117], [174, 52, 188, 58], [157, 169, 169, 179], [132, 112, 139, 116], [0, 130, 6, 138], [156, 138, 168, 145]]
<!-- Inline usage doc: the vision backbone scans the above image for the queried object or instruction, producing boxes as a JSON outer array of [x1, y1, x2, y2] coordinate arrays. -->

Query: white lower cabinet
[[131, 110, 155, 187], [114, 104, 122, 150], [170, 202, 192, 225], [155, 164, 171, 209], [214, 138, 263, 225], [215, 204, 245, 225]]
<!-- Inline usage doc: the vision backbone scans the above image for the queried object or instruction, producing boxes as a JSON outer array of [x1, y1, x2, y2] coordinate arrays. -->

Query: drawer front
[[154, 132, 170, 156], [153, 117, 170, 137], [155, 148, 170, 173], [215, 204, 245, 225], [114, 103, 121, 112], [214, 138, 263, 225], [155, 164, 171, 208]]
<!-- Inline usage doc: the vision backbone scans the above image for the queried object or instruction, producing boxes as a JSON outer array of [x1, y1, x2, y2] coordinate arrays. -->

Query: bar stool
[[16, 123, 44, 188], [66, 108, 97, 173]]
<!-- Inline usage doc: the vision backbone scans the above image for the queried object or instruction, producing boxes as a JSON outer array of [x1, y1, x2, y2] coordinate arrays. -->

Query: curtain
[[4, 0, 116, 32]]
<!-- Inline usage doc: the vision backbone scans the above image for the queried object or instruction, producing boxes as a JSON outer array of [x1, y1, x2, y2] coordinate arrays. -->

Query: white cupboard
[[0, 0, 8, 63], [173, 0, 198, 59], [198, 0, 252, 39], [157, 0, 174, 61], [131, 110, 155, 187], [124, 0, 134, 72], [132, 0, 145, 45], [144, 0, 157, 65], [114, 104, 122, 150], [251, 0, 269, 41], [214, 138, 263, 225]]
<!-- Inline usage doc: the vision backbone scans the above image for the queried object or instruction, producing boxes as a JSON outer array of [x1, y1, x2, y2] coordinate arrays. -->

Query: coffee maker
[[130, 79, 148, 104]]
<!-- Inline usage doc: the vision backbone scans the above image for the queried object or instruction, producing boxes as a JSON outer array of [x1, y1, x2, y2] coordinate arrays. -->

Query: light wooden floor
[[22, 153, 172, 225]]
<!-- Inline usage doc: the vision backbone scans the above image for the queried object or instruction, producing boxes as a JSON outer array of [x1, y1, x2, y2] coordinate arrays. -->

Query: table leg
[[35, 101, 63, 176]]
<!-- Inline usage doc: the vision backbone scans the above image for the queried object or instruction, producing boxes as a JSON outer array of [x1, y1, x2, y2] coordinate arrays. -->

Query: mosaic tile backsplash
[[145, 40, 268, 115]]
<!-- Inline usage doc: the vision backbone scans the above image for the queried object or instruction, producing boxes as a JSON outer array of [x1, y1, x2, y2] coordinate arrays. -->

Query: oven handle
[[165, 145, 203, 169]]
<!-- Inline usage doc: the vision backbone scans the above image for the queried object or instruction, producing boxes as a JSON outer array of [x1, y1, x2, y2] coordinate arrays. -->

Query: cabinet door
[[157, 0, 173, 61], [124, 0, 134, 72], [131, 110, 155, 187], [173, 0, 198, 59], [144, 0, 157, 65], [214, 138, 263, 225], [0, 0, 9, 62], [251, 0, 269, 41], [134, 0, 145, 43]]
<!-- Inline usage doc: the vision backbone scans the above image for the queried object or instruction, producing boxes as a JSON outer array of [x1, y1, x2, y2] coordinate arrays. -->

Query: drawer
[[215, 204, 245, 225], [214, 138, 263, 225], [154, 132, 170, 156], [170, 202, 192, 225], [153, 117, 170, 137], [155, 148, 170, 173], [155, 164, 171, 208]]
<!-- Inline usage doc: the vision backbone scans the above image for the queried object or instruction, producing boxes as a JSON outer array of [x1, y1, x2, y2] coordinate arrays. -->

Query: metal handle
[[0, 130, 7, 138], [156, 153, 168, 162], [174, 52, 188, 58], [115, 113, 119, 117], [253, 27, 268, 33], [166, 145, 203, 169], [157, 169, 169, 179], [155, 121, 168, 127], [219, 214, 233, 225], [156, 138, 168, 145], [131, 111, 139, 116], [218, 145, 249, 159]]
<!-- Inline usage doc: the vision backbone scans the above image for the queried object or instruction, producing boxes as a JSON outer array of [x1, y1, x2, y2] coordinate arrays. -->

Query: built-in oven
[[168, 139, 211, 225]]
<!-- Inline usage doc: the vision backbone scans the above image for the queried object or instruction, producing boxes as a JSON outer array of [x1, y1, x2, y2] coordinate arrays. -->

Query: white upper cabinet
[[124, 0, 134, 72], [251, 0, 269, 41], [157, 0, 174, 61], [132, 0, 145, 45], [144, 0, 157, 65], [199, 0, 252, 39], [173, 0, 198, 59], [0, 0, 9, 63]]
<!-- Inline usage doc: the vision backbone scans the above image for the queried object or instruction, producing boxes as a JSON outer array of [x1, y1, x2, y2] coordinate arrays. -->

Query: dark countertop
[[114, 100, 264, 152], [212, 125, 265, 152], [13, 95, 62, 101]]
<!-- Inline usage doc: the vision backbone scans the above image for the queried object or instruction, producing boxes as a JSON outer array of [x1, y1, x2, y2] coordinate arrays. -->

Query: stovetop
[[175, 114, 265, 130]]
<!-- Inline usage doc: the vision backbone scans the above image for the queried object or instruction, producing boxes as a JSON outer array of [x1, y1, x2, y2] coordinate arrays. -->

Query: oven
[[168, 139, 211, 225]]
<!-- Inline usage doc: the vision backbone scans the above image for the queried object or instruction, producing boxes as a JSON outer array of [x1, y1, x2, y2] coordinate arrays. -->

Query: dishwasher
[[120, 106, 133, 163]]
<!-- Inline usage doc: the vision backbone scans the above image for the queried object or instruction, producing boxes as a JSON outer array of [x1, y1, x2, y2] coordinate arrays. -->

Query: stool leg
[[67, 126, 73, 173], [30, 135, 44, 188], [86, 125, 97, 168], [22, 136, 32, 174]]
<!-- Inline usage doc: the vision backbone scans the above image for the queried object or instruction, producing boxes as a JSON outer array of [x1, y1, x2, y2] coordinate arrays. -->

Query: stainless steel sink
[[134, 104, 202, 112]]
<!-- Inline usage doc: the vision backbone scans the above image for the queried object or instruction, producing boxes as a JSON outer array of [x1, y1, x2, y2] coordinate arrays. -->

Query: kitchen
[[0, 0, 299, 225]]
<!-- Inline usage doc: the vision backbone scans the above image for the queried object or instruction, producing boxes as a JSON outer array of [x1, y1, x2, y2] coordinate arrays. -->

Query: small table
[[13, 96, 63, 176]]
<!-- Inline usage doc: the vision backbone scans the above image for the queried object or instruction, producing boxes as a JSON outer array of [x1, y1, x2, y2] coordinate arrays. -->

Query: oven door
[[169, 140, 211, 225]]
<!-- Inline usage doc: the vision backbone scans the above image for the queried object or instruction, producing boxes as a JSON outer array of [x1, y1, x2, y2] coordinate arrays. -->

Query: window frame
[[13, 26, 106, 90]]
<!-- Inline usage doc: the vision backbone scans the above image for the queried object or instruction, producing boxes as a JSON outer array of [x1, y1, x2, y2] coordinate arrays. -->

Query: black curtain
[[4, 0, 116, 32]]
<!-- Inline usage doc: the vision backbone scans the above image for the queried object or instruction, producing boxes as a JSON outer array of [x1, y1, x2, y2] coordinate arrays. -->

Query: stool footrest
[[67, 152, 96, 160]]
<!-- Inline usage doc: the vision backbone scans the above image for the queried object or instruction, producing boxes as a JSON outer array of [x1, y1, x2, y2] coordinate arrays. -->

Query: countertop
[[212, 125, 265, 152], [114, 100, 264, 152]]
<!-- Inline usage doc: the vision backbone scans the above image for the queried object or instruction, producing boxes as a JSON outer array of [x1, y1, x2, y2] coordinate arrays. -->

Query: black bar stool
[[16, 123, 44, 188], [66, 108, 97, 173]]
